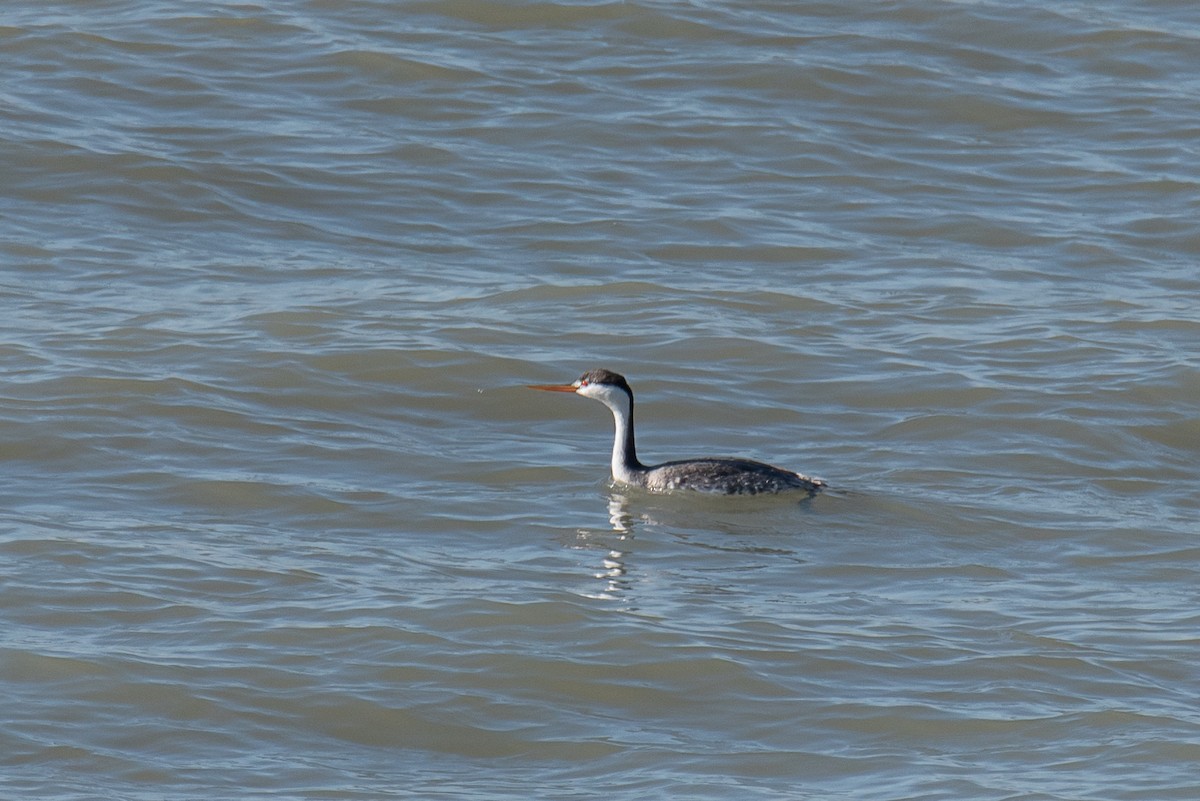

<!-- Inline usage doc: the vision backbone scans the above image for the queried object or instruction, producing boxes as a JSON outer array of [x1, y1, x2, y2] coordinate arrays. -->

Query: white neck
[[583, 384, 645, 483], [606, 396, 641, 483]]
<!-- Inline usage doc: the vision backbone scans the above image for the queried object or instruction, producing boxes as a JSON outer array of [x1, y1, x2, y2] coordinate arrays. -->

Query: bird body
[[529, 368, 824, 496]]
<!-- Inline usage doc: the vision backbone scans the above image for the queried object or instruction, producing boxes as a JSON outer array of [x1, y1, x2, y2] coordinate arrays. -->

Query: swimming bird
[[529, 368, 825, 495]]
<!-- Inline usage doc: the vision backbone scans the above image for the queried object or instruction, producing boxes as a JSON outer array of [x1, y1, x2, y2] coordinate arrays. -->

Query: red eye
[[580, 379, 589, 386]]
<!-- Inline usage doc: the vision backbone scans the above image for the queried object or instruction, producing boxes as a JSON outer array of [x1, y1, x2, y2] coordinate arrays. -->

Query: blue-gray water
[[3, 1, 1198, 799]]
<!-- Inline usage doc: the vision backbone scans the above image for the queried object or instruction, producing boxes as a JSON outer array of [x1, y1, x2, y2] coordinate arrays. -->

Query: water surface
[[2, 1, 1198, 799]]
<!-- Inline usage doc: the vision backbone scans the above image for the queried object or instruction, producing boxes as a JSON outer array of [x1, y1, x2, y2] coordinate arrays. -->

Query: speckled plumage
[[642, 457, 824, 495], [531, 369, 825, 496]]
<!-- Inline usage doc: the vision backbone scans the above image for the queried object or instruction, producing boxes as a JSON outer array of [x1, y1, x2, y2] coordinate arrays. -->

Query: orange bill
[[527, 383, 578, 392]]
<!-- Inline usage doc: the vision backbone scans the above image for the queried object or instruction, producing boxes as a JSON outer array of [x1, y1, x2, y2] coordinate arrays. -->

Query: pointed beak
[[528, 383, 579, 393]]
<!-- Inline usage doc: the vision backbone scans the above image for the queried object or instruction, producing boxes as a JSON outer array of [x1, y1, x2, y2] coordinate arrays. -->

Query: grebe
[[529, 368, 825, 495]]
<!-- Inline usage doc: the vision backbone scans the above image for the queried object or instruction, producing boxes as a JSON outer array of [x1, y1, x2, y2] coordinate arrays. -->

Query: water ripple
[[4, 1, 1200, 799]]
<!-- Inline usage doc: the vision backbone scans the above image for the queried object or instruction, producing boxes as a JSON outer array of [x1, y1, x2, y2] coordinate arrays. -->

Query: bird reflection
[[573, 487, 819, 600], [568, 492, 638, 600], [593, 548, 628, 597], [607, 493, 634, 533]]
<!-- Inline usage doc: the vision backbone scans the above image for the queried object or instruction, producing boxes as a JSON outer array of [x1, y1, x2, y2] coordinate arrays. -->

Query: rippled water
[[3, 1, 1199, 799]]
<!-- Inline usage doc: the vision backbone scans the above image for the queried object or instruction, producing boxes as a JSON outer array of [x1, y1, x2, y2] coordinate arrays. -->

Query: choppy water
[[3, 1, 1199, 799]]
